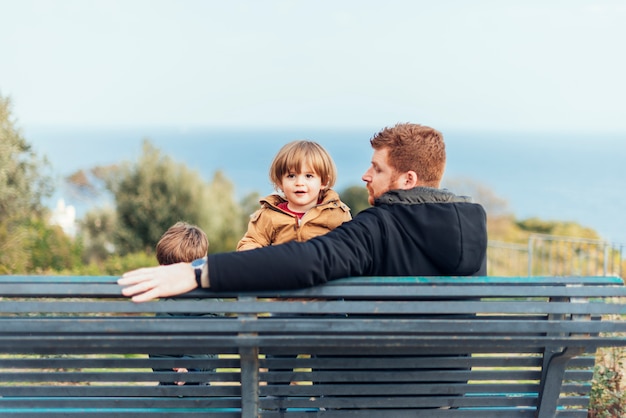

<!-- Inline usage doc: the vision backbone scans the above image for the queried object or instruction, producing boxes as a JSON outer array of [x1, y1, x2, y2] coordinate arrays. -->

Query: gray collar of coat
[[374, 187, 474, 206]]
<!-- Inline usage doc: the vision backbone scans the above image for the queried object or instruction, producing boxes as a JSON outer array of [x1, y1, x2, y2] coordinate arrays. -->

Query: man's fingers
[[131, 287, 161, 303], [119, 267, 156, 282], [120, 280, 154, 297], [118, 276, 139, 286], [118, 263, 192, 303]]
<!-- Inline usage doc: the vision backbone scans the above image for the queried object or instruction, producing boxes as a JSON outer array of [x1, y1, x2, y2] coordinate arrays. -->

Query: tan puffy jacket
[[236, 189, 351, 251]]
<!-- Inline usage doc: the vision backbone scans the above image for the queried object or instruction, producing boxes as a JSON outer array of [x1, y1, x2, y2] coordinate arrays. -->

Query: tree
[[107, 140, 205, 254], [26, 218, 82, 273], [516, 218, 600, 240], [108, 140, 244, 255], [0, 93, 53, 272], [204, 170, 244, 253], [239, 190, 261, 232], [0, 95, 52, 218], [64, 164, 119, 211], [80, 207, 117, 264], [339, 185, 370, 216]]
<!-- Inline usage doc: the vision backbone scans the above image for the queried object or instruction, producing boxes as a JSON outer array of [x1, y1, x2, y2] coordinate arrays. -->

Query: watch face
[[191, 258, 205, 268]]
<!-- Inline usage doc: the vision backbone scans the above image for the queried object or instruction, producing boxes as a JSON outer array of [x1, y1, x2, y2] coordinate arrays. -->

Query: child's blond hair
[[156, 222, 208, 265], [269, 140, 337, 191]]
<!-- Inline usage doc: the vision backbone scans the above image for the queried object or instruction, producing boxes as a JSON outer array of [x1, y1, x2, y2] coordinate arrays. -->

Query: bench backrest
[[1, 275, 625, 417]]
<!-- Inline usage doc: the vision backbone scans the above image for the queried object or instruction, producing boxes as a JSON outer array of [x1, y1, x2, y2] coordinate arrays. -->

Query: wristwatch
[[191, 256, 207, 288]]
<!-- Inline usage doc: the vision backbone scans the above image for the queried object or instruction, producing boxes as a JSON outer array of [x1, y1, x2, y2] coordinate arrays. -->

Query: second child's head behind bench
[[156, 222, 208, 266], [152, 221, 212, 385]]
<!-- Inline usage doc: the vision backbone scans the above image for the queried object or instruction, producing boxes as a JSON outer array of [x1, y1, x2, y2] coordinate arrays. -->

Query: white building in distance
[[49, 198, 77, 238]]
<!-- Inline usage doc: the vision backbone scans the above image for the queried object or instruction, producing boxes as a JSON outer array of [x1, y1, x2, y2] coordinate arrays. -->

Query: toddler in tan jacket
[[237, 140, 351, 250]]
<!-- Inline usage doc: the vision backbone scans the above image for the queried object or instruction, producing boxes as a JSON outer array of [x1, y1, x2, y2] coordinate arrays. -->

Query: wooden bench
[[1, 275, 625, 417]]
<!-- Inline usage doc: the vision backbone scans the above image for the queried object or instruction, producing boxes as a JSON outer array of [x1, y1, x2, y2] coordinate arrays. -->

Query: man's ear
[[400, 171, 419, 189]]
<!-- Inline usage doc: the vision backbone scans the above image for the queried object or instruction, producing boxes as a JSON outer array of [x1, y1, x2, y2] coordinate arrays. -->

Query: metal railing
[[488, 234, 624, 278]]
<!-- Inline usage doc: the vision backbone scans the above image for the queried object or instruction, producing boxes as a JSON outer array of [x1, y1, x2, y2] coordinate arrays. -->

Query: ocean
[[23, 125, 626, 244]]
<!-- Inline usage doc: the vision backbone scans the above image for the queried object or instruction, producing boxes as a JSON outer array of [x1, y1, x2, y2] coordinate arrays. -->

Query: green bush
[[589, 347, 626, 417]]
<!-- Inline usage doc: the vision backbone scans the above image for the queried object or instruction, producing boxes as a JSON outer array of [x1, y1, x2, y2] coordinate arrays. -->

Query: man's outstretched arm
[[118, 262, 198, 302]]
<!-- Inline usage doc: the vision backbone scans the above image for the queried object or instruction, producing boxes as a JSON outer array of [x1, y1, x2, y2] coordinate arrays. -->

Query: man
[[119, 123, 487, 302]]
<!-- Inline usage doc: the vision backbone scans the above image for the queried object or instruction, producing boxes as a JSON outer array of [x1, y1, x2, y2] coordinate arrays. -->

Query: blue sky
[[1, 0, 625, 133]]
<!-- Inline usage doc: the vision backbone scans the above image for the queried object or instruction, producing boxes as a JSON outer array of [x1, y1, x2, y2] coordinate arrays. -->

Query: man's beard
[[367, 177, 398, 205]]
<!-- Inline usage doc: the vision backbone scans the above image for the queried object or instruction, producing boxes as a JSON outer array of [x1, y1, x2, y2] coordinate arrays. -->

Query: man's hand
[[118, 262, 197, 302]]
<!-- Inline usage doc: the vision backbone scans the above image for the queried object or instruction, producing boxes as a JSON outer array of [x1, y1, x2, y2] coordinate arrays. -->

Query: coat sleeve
[[236, 209, 273, 251], [210, 211, 380, 291]]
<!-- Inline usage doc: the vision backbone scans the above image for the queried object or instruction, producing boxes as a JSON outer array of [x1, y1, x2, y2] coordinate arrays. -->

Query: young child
[[155, 221, 208, 266], [150, 221, 215, 386], [237, 140, 351, 250], [237, 140, 351, 395]]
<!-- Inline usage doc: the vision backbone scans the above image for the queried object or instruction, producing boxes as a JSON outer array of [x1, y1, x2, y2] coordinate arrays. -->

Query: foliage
[[0, 220, 30, 273], [0, 94, 52, 218], [66, 165, 124, 265], [203, 170, 244, 253], [64, 164, 118, 205], [108, 140, 211, 255], [57, 251, 157, 276], [517, 217, 600, 240], [239, 191, 262, 234], [0, 93, 54, 273], [0, 216, 82, 274], [339, 185, 370, 215], [105, 140, 244, 255], [97, 251, 157, 276], [589, 347, 626, 418], [25, 218, 83, 273], [79, 207, 117, 264]]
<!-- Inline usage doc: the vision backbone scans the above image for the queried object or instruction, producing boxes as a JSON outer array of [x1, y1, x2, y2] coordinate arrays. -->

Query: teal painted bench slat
[[1, 275, 625, 417]]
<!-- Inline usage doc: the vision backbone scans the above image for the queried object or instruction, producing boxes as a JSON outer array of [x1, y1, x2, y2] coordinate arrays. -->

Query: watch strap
[[191, 257, 207, 288], [194, 266, 202, 287]]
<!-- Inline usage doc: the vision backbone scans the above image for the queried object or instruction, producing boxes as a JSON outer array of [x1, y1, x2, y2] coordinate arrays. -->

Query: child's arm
[[236, 209, 272, 251]]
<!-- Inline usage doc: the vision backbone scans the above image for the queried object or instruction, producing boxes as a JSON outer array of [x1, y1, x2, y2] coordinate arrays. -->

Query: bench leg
[[240, 346, 260, 418], [536, 346, 585, 418]]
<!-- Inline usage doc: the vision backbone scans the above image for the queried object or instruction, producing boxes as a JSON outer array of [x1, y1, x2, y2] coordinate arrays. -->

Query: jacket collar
[[374, 187, 473, 206]]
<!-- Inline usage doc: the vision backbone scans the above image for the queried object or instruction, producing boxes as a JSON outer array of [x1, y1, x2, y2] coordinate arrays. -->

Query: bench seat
[[1, 275, 625, 417]]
